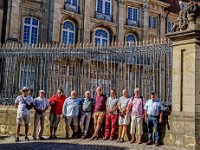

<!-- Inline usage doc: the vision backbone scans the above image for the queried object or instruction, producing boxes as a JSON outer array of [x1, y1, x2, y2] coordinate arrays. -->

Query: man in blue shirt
[[62, 91, 81, 139], [144, 91, 163, 146]]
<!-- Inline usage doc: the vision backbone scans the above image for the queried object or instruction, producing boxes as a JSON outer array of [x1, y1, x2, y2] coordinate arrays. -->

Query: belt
[[82, 110, 92, 113], [148, 115, 159, 118]]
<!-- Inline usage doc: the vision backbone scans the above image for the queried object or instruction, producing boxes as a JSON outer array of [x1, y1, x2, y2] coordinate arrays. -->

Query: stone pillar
[[116, 1, 124, 43], [142, 3, 149, 39], [166, 2, 200, 149], [160, 14, 166, 38], [0, 9, 3, 41], [7, 0, 20, 41], [51, 0, 64, 43], [83, 0, 91, 43]]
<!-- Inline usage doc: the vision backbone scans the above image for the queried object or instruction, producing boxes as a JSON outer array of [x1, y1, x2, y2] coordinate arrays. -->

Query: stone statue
[[172, 2, 200, 32]]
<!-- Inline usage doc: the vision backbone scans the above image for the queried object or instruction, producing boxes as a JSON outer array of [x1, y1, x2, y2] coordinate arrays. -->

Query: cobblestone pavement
[[0, 135, 192, 150]]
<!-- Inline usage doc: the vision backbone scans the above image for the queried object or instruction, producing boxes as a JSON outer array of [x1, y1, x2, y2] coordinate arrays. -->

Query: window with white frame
[[96, 0, 112, 15], [22, 17, 39, 44], [167, 21, 174, 33], [126, 34, 137, 43], [127, 7, 139, 26], [149, 16, 157, 28], [62, 20, 75, 45], [94, 28, 110, 46], [20, 64, 35, 89], [66, 0, 78, 6]]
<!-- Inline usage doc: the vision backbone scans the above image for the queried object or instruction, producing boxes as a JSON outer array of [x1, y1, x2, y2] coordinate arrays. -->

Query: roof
[[161, 0, 181, 14]]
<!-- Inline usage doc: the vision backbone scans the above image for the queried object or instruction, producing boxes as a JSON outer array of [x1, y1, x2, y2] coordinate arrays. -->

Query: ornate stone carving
[[172, 2, 200, 32]]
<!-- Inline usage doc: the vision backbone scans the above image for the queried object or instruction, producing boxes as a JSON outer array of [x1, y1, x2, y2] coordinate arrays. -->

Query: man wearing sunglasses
[[15, 87, 33, 142]]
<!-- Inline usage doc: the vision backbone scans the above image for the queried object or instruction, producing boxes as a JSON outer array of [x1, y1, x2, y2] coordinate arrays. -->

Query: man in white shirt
[[15, 87, 33, 142], [62, 91, 81, 139], [33, 90, 49, 140]]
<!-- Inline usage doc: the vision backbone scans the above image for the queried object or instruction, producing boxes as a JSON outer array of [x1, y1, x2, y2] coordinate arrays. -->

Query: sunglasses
[[22, 90, 28, 92]]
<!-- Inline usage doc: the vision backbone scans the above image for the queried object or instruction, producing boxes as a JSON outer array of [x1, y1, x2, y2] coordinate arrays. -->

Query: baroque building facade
[[0, 0, 180, 45]]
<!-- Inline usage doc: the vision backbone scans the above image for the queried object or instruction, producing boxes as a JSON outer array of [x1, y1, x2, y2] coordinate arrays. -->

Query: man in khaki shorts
[[15, 87, 33, 142], [90, 87, 107, 140]]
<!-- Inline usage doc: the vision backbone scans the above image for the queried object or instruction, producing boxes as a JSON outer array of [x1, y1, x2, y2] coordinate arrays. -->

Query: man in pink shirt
[[127, 88, 145, 144]]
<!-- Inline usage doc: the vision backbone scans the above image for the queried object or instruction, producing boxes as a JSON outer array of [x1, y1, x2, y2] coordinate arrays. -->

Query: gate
[[0, 41, 172, 106]]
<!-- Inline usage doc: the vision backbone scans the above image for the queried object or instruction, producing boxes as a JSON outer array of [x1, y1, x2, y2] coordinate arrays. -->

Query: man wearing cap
[[127, 88, 145, 144], [144, 91, 163, 146], [32, 90, 49, 140], [48, 88, 66, 139], [15, 87, 33, 142]]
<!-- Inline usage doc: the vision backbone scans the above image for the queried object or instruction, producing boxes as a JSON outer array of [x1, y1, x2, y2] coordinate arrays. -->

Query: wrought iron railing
[[127, 19, 140, 27], [95, 11, 113, 22], [0, 40, 172, 107], [64, 3, 80, 13]]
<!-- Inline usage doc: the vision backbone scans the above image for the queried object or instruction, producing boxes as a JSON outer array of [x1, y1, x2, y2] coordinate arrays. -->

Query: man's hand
[[159, 118, 163, 124]]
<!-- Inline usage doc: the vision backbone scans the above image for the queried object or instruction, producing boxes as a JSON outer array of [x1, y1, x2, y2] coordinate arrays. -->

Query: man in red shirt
[[90, 87, 107, 140], [48, 89, 66, 139]]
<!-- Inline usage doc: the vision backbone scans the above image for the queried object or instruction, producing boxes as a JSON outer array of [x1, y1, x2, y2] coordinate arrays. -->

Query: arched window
[[22, 17, 39, 44], [126, 34, 137, 43], [94, 28, 110, 46], [62, 20, 75, 45]]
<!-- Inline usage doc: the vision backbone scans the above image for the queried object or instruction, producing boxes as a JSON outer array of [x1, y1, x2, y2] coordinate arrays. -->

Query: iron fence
[[0, 40, 172, 107]]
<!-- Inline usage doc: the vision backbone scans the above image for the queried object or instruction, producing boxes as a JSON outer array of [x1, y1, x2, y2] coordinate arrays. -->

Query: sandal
[[119, 138, 124, 143]]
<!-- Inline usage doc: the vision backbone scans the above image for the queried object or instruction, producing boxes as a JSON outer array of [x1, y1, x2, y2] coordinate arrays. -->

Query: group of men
[[15, 86, 163, 146]]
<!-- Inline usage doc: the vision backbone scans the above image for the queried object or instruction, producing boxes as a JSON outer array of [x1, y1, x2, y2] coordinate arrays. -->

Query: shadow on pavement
[[0, 142, 127, 150]]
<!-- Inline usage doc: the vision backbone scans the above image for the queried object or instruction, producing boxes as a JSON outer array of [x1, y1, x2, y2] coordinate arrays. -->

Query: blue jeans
[[147, 116, 160, 142]]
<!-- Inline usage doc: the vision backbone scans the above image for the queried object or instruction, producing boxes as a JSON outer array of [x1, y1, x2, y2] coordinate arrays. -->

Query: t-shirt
[[15, 95, 33, 116], [106, 97, 118, 114], [94, 95, 107, 112], [144, 98, 163, 116], [49, 95, 66, 115], [33, 97, 49, 110], [62, 97, 81, 117], [80, 98, 94, 112], [118, 96, 130, 110]]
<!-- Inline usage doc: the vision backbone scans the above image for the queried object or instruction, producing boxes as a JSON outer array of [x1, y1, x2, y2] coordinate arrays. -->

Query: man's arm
[[15, 103, 19, 109], [159, 111, 164, 123]]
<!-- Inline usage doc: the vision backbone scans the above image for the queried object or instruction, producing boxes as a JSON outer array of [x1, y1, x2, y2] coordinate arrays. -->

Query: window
[[167, 21, 174, 33], [20, 64, 35, 89], [127, 7, 139, 26], [65, 0, 79, 13], [96, 0, 112, 15], [149, 16, 157, 29], [126, 34, 137, 43], [94, 28, 110, 46], [22, 17, 39, 44], [62, 21, 75, 45]]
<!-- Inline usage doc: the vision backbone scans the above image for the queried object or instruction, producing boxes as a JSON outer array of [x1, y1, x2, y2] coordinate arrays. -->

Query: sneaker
[[39, 137, 45, 140], [15, 137, 19, 142], [33, 137, 37, 141], [53, 135, 58, 139], [155, 141, 159, 146], [146, 141, 153, 145], [49, 135, 53, 139], [25, 137, 30, 141]]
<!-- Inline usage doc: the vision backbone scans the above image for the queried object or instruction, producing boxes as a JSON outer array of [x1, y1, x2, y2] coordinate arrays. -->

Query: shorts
[[65, 116, 78, 126], [93, 112, 105, 124], [118, 114, 130, 125], [49, 114, 61, 127], [16, 114, 30, 125]]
